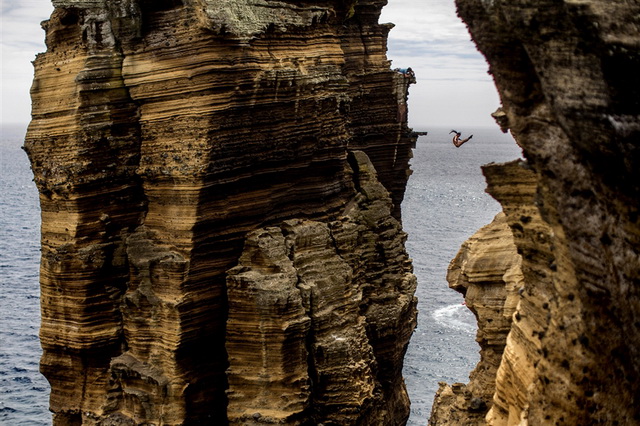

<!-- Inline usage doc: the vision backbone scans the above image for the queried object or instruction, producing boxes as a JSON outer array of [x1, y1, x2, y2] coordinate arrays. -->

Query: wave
[[432, 303, 477, 334]]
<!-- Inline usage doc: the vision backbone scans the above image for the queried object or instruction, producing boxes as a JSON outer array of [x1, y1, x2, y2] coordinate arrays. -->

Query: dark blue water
[[0, 125, 521, 425], [0, 125, 50, 425]]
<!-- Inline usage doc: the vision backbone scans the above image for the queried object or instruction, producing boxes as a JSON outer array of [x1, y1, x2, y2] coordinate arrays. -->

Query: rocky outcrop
[[25, 1, 417, 424], [429, 1, 640, 424], [481, 161, 556, 426], [430, 212, 523, 425], [225, 151, 416, 425]]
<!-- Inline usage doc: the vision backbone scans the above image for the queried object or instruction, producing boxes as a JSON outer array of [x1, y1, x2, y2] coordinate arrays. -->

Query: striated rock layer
[[25, 1, 417, 424], [481, 161, 558, 425], [225, 152, 416, 425], [430, 1, 640, 425], [430, 212, 523, 425]]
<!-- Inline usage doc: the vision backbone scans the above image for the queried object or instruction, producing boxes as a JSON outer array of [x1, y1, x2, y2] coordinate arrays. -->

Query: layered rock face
[[481, 161, 559, 425], [430, 212, 523, 425], [24, 1, 417, 424], [225, 152, 416, 424], [429, 1, 640, 424]]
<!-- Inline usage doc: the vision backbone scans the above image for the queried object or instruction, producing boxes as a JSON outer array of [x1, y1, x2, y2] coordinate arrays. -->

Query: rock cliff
[[24, 1, 417, 424], [430, 1, 640, 424], [430, 211, 523, 425]]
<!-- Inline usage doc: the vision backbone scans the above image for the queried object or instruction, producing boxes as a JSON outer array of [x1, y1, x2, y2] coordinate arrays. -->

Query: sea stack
[[24, 1, 417, 424], [430, 1, 640, 425]]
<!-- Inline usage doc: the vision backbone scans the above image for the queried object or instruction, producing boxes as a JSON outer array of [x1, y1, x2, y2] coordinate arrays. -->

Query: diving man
[[450, 130, 473, 147]]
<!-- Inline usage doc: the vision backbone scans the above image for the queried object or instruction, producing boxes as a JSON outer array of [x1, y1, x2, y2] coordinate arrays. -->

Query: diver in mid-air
[[450, 130, 473, 147]]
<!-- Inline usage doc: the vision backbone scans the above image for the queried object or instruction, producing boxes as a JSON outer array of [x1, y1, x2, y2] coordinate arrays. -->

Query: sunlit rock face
[[440, 1, 640, 424], [430, 211, 524, 425], [481, 161, 557, 426], [24, 1, 417, 424], [226, 152, 417, 425]]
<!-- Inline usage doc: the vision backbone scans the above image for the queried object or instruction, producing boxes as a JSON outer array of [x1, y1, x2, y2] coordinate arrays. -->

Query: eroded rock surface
[[430, 1, 640, 424], [430, 212, 523, 425], [481, 161, 555, 426], [25, 1, 417, 424], [226, 152, 416, 425]]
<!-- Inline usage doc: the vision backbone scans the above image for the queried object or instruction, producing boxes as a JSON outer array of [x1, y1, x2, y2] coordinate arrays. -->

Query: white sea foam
[[432, 303, 476, 334]]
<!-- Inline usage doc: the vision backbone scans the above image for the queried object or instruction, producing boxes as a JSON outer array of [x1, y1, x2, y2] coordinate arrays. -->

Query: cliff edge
[[430, 1, 640, 424], [24, 1, 417, 424]]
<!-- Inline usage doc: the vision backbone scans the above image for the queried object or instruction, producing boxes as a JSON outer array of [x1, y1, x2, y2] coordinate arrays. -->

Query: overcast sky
[[1, 0, 53, 127], [0, 0, 500, 129], [381, 0, 500, 129]]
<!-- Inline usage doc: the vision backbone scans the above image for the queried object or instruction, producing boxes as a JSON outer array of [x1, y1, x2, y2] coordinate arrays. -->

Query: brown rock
[[430, 212, 523, 425], [226, 151, 417, 425], [432, 1, 640, 424], [481, 161, 553, 426], [24, 2, 417, 423]]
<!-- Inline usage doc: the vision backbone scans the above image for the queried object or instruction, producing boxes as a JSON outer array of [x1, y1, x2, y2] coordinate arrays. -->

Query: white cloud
[[381, 0, 471, 45], [407, 76, 502, 129]]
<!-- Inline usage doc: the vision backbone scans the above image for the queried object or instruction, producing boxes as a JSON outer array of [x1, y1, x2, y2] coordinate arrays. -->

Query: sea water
[[402, 127, 523, 424], [0, 125, 50, 425], [0, 125, 522, 425]]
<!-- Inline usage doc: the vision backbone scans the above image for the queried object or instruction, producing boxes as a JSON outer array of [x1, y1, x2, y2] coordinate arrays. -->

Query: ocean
[[0, 125, 522, 425], [402, 127, 523, 424], [0, 125, 50, 425]]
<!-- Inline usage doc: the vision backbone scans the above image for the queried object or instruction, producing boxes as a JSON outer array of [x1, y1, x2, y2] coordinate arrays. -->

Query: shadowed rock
[[429, 1, 640, 424]]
